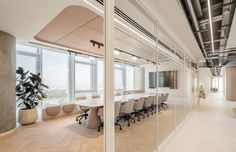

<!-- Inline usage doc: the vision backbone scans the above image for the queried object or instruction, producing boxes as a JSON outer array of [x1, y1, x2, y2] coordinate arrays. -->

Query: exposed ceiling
[[179, 0, 236, 76], [142, 0, 204, 60]]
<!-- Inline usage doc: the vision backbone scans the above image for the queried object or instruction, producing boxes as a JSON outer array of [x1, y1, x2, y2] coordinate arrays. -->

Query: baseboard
[[0, 128, 16, 138]]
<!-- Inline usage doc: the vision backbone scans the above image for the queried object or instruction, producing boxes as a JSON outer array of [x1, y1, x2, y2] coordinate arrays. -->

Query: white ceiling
[[142, 0, 204, 60], [0, 0, 204, 61]]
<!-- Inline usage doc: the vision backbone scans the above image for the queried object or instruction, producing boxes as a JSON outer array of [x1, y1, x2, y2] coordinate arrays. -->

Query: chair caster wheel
[[127, 124, 130, 127], [138, 119, 140, 121], [98, 129, 100, 132], [76, 118, 78, 121], [120, 128, 122, 131], [79, 122, 81, 124]]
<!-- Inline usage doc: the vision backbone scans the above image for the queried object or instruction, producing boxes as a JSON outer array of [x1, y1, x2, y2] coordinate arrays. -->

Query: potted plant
[[198, 85, 206, 99], [16, 67, 48, 125]]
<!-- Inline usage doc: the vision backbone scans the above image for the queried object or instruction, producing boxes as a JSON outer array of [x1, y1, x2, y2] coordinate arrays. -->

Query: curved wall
[[0, 31, 16, 134]]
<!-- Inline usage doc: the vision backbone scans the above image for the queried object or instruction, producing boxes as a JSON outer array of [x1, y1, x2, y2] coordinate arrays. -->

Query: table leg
[[86, 107, 101, 129]]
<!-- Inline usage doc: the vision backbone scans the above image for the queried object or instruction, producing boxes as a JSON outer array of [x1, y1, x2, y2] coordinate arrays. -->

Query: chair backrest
[[158, 95, 165, 103], [152, 95, 158, 105], [115, 101, 121, 118], [92, 95, 100, 99], [120, 99, 135, 114], [134, 97, 145, 111], [76, 96, 87, 101], [144, 96, 153, 108], [163, 93, 169, 102]]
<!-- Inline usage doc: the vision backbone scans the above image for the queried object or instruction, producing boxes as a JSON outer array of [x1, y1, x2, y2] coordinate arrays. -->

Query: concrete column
[[0, 31, 16, 134]]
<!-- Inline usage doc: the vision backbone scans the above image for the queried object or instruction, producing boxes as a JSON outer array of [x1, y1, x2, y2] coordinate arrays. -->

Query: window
[[97, 60, 104, 92], [115, 68, 124, 90], [42, 49, 69, 105], [126, 65, 134, 90], [75, 55, 95, 98], [16, 54, 37, 73], [16, 44, 39, 74], [75, 63, 92, 91]]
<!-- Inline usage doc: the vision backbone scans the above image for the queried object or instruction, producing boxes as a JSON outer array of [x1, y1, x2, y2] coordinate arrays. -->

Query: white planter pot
[[18, 108, 38, 125]]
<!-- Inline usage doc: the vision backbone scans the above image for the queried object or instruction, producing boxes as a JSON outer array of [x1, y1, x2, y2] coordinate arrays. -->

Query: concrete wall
[[0, 31, 16, 134], [225, 66, 236, 101]]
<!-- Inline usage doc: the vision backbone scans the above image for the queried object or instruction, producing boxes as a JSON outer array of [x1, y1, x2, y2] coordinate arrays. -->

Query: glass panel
[[42, 50, 69, 106], [115, 68, 124, 90], [16, 54, 37, 73], [75, 55, 93, 63], [16, 44, 38, 54], [114, 0, 158, 151], [126, 65, 134, 90], [75, 63, 92, 91], [157, 53, 176, 144], [97, 60, 104, 93]]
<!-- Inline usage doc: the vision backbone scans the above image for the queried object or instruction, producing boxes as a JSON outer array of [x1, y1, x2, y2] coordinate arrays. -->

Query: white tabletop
[[75, 93, 156, 108]]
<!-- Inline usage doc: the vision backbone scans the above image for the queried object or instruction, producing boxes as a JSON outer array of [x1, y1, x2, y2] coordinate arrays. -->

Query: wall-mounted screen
[[149, 71, 177, 89]]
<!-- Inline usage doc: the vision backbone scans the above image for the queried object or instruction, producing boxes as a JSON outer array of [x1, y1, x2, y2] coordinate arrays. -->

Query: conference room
[[0, 1, 198, 152]]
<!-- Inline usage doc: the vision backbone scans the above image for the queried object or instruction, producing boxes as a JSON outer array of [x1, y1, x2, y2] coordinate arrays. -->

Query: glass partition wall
[[114, 1, 158, 152], [14, 1, 199, 152]]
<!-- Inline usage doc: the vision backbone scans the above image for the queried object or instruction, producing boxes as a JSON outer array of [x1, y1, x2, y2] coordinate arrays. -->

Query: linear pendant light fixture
[[207, 0, 215, 53]]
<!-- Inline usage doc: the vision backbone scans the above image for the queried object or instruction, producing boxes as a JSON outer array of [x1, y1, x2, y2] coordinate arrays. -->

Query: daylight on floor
[[0, 0, 236, 152]]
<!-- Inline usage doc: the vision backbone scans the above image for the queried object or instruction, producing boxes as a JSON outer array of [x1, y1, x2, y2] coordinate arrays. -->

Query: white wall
[[198, 68, 212, 97], [144, 62, 185, 98]]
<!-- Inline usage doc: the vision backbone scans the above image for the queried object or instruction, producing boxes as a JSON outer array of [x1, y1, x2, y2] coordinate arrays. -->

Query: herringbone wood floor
[[0, 105, 185, 152]]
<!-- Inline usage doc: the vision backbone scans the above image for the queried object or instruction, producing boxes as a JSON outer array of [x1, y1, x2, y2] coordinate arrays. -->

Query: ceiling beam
[[202, 1, 236, 13], [203, 38, 226, 44], [199, 14, 222, 25]]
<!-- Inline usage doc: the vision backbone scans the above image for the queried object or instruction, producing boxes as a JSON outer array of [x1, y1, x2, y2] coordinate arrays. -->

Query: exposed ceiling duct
[[179, 0, 236, 76]]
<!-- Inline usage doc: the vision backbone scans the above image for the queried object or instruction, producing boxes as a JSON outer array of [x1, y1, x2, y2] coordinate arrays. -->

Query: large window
[[97, 60, 104, 92], [126, 65, 134, 90], [16, 44, 141, 106], [115, 63, 125, 90], [42, 49, 69, 105], [16, 44, 39, 73], [75, 56, 94, 98], [75, 63, 92, 91]]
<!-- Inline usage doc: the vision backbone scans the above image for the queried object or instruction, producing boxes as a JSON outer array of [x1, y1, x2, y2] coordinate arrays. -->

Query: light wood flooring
[[0, 104, 186, 152], [161, 93, 236, 152]]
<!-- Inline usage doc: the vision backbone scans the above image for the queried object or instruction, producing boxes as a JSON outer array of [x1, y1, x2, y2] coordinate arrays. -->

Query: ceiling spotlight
[[114, 50, 120, 55], [132, 56, 137, 60]]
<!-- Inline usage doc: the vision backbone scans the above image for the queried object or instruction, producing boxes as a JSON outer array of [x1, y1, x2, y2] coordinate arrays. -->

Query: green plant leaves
[[16, 67, 48, 110]]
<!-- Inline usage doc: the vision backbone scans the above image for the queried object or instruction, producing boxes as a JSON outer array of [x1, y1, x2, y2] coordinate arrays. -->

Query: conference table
[[76, 93, 156, 129]]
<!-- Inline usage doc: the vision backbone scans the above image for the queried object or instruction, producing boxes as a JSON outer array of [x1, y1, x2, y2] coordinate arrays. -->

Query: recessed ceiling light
[[132, 56, 137, 60], [114, 50, 120, 55]]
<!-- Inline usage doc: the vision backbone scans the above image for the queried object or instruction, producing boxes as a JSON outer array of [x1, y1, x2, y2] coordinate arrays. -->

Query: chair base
[[76, 112, 88, 124], [117, 114, 135, 127], [131, 111, 145, 121]]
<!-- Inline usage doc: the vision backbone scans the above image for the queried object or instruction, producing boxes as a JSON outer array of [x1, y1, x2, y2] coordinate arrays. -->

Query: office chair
[[117, 99, 135, 127], [97, 101, 122, 132], [75, 96, 89, 124]]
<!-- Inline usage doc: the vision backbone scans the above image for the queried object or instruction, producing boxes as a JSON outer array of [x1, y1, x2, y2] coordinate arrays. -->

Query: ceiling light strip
[[207, 0, 215, 53]]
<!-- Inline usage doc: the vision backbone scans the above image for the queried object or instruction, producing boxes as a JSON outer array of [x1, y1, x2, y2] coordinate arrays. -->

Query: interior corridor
[[161, 93, 236, 152]]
